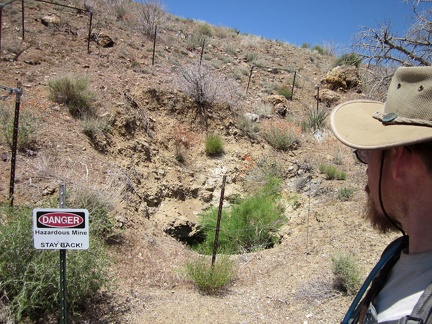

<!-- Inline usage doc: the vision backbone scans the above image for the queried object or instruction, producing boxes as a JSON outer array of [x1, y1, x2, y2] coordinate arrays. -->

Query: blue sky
[[160, 0, 419, 49]]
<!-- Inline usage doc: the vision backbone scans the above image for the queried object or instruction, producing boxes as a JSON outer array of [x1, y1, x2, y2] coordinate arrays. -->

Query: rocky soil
[[0, 1, 399, 323]]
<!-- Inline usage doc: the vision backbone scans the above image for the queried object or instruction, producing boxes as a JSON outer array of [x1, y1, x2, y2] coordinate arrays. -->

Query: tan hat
[[330, 66, 432, 149]]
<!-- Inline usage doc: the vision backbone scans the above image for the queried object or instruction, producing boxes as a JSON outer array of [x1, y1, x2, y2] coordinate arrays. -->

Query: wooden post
[[199, 38, 205, 66], [290, 70, 297, 100], [211, 175, 226, 267], [87, 11, 93, 53], [246, 65, 255, 95], [0, 6, 3, 59], [21, 0, 24, 40], [152, 25, 157, 65], [8, 82, 23, 207]]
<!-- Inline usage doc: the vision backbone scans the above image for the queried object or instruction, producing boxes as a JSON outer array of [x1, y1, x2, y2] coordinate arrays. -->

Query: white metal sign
[[33, 208, 89, 250]]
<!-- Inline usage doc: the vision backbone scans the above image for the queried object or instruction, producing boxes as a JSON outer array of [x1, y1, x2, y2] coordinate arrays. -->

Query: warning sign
[[33, 208, 89, 250]]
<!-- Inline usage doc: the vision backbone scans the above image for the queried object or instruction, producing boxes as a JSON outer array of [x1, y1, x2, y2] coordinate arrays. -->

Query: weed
[[261, 119, 300, 151], [185, 255, 235, 293], [319, 164, 346, 180], [337, 187, 355, 201], [245, 52, 259, 63], [237, 114, 260, 139], [334, 52, 362, 67], [205, 134, 224, 156], [0, 102, 38, 151], [302, 108, 328, 131], [173, 125, 197, 162], [331, 253, 361, 295], [275, 86, 292, 100], [312, 45, 326, 55], [196, 22, 213, 37], [48, 75, 96, 119]]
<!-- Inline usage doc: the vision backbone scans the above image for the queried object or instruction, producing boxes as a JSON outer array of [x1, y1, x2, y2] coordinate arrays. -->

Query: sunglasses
[[354, 149, 368, 164]]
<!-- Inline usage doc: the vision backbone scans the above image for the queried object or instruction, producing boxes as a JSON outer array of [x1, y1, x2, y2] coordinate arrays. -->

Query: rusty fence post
[[211, 175, 226, 267]]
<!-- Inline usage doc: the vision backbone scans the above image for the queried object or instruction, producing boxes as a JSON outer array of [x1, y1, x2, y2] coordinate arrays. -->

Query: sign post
[[33, 184, 89, 323]]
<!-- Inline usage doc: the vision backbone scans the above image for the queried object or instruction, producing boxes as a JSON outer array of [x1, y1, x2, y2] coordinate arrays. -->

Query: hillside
[[0, 1, 399, 323]]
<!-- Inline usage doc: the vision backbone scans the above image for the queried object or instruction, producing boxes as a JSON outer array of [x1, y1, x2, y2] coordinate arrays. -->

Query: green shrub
[[0, 103, 38, 151], [301, 42, 311, 49], [205, 134, 224, 156], [275, 85, 292, 100], [0, 205, 110, 321], [195, 177, 285, 254], [48, 76, 96, 118], [331, 253, 361, 295], [69, 187, 118, 244], [238, 114, 260, 139], [185, 255, 235, 293], [301, 108, 328, 131], [338, 187, 355, 201], [261, 119, 300, 151], [334, 52, 362, 67], [319, 164, 346, 180], [312, 45, 326, 55], [245, 52, 259, 63], [80, 115, 111, 143], [196, 22, 213, 37]]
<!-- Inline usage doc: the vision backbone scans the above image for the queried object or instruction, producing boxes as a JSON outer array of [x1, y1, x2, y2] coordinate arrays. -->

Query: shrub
[[195, 177, 286, 254], [312, 45, 326, 55], [334, 52, 362, 68], [69, 187, 118, 244], [331, 253, 361, 295], [185, 255, 235, 293], [338, 187, 355, 201], [261, 119, 300, 151], [48, 76, 96, 118], [196, 22, 213, 37], [0, 205, 110, 321], [237, 114, 260, 139], [80, 115, 111, 140], [205, 134, 224, 156], [245, 52, 259, 63], [135, 0, 166, 39], [176, 64, 239, 110], [275, 86, 292, 100], [301, 108, 328, 131], [173, 125, 197, 163], [319, 164, 346, 180], [0, 102, 38, 151]]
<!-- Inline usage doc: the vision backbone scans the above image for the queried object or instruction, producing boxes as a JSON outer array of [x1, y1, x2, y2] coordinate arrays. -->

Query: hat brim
[[330, 100, 432, 149]]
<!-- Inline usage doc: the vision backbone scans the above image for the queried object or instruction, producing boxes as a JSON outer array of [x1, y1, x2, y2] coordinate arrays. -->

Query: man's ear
[[391, 146, 413, 180]]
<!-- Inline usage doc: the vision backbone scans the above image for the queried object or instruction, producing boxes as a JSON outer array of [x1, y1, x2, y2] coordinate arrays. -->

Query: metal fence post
[[211, 175, 226, 267]]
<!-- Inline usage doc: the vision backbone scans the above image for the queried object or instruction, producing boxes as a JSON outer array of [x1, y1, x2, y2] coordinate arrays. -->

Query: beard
[[364, 194, 400, 234]]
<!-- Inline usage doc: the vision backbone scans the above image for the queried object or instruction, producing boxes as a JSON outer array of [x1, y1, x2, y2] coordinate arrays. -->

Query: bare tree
[[135, 0, 166, 39], [353, 0, 432, 66]]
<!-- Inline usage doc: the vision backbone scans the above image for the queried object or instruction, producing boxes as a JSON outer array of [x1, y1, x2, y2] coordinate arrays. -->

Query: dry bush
[[134, 0, 166, 39], [175, 64, 241, 111], [172, 125, 198, 162]]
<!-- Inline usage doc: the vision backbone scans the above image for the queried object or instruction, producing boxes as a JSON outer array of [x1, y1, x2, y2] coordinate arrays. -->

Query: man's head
[[330, 66, 432, 150], [330, 66, 432, 233]]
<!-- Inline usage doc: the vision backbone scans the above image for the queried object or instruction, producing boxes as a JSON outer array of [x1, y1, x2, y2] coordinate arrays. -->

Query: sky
[[160, 0, 421, 50]]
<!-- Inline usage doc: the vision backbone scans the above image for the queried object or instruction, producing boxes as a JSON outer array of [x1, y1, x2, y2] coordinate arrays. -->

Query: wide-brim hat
[[330, 66, 432, 149]]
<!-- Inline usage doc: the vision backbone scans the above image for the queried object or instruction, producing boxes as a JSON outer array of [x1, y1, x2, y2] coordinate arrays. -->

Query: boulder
[[321, 66, 361, 91]]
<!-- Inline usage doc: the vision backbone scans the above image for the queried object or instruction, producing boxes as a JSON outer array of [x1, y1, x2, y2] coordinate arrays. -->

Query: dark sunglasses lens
[[355, 150, 368, 164]]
